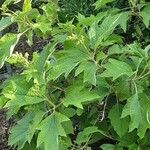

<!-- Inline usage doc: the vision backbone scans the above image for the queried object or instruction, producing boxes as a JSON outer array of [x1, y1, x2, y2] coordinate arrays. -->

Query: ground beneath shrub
[[0, 109, 13, 150]]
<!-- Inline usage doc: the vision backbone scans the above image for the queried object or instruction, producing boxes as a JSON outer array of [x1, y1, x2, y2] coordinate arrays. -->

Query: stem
[[129, 0, 136, 9], [138, 61, 149, 77], [44, 96, 56, 108], [52, 85, 64, 92], [135, 71, 150, 80], [80, 93, 112, 149], [133, 81, 138, 94], [0, 7, 18, 16]]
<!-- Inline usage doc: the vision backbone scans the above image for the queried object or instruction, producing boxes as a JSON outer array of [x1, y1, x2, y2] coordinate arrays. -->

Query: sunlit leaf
[[101, 59, 134, 80], [37, 112, 69, 150]]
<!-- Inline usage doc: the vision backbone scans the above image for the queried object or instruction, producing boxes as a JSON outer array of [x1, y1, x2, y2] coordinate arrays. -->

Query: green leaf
[[94, 0, 116, 9], [137, 93, 150, 138], [37, 112, 69, 150], [26, 111, 45, 143], [76, 108, 84, 116], [118, 12, 129, 32], [75, 61, 97, 85], [36, 34, 67, 74], [95, 76, 110, 100], [49, 40, 91, 80], [9, 113, 33, 149], [114, 79, 132, 101], [7, 52, 29, 67], [23, 36, 65, 84], [102, 34, 123, 46], [0, 96, 7, 109], [62, 120, 74, 134], [3, 75, 45, 113], [22, 53, 41, 83], [0, 33, 21, 68], [59, 137, 72, 150], [128, 144, 138, 150], [96, 51, 107, 62], [63, 82, 100, 109], [101, 59, 133, 80], [8, 111, 44, 150], [0, 17, 13, 32], [118, 131, 139, 147], [108, 44, 127, 55], [109, 104, 129, 137], [33, 22, 51, 34], [140, 12, 150, 28], [36, 42, 56, 73], [76, 126, 100, 144], [89, 13, 129, 49], [77, 14, 96, 27], [100, 144, 115, 150], [22, 142, 37, 150], [42, 1, 58, 20], [61, 107, 76, 118], [140, 5, 150, 28], [23, 0, 32, 13], [121, 94, 142, 132]]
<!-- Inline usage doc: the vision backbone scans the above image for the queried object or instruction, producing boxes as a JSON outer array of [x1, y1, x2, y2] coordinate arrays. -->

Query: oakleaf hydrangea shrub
[[0, 0, 150, 150]]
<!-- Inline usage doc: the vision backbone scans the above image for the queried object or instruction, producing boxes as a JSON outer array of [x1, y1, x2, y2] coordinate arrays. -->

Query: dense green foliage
[[0, 0, 150, 149]]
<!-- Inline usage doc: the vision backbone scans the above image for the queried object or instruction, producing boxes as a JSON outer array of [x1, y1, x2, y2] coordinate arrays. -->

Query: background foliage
[[0, 0, 150, 150]]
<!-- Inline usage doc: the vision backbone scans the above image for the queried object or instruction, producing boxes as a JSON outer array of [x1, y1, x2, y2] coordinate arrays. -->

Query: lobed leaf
[[37, 112, 69, 150], [0, 33, 21, 68], [121, 94, 142, 132], [109, 104, 129, 137], [63, 82, 100, 109], [101, 59, 134, 80]]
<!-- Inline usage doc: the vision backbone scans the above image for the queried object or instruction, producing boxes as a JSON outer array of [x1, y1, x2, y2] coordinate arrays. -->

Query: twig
[[134, 71, 150, 81], [99, 94, 109, 122], [80, 94, 110, 150]]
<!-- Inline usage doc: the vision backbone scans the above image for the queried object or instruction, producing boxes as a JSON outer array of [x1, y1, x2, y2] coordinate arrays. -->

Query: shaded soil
[[0, 109, 14, 150], [14, 35, 51, 56]]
